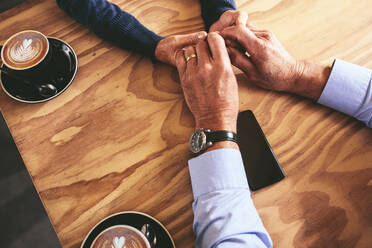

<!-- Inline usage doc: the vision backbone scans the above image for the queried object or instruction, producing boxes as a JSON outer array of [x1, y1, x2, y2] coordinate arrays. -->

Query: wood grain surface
[[1, 0, 372, 247]]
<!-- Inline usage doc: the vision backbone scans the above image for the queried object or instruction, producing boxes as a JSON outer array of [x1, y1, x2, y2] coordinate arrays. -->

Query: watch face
[[190, 130, 206, 153]]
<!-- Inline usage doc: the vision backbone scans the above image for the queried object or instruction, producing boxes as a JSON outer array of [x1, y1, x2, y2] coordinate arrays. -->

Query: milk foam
[[9, 39, 39, 63]]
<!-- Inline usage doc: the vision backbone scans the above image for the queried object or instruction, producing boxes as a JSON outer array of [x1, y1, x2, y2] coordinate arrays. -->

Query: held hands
[[171, 11, 297, 134], [210, 10, 248, 32], [155, 31, 207, 66], [167, 10, 331, 136], [175, 33, 239, 133], [155, 10, 248, 66]]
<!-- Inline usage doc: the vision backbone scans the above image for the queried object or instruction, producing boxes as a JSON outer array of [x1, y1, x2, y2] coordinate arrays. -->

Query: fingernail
[[198, 32, 207, 39]]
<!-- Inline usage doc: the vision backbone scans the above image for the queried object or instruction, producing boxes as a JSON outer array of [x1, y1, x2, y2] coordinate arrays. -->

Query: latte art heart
[[9, 38, 39, 63], [91, 225, 149, 248], [112, 236, 126, 248]]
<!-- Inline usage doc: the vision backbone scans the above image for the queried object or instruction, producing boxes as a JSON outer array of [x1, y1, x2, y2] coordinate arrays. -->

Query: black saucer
[[0, 37, 77, 103], [81, 211, 175, 248]]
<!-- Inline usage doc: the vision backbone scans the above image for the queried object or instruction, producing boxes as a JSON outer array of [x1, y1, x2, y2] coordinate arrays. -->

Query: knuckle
[[265, 30, 274, 39], [175, 49, 183, 58], [200, 64, 212, 75], [199, 64, 208, 73]]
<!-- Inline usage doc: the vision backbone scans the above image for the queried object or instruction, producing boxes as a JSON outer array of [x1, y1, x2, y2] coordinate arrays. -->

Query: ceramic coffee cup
[[0, 30, 53, 82], [91, 225, 151, 248], [81, 211, 175, 248]]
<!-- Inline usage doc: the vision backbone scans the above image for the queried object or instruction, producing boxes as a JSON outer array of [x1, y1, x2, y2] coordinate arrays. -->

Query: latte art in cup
[[91, 225, 150, 248], [10, 38, 38, 63], [1, 30, 49, 70]]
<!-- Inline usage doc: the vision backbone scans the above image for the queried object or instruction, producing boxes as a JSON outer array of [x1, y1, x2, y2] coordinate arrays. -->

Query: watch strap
[[206, 130, 237, 143]]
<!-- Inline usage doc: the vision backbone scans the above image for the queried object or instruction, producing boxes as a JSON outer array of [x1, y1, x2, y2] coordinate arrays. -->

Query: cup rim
[[1, 30, 49, 71], [90, 224, 151, 248], [80, 211, 176, 248]]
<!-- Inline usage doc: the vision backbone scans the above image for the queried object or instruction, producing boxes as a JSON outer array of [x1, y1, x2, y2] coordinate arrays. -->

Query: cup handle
[[141, 223, 157, 248]]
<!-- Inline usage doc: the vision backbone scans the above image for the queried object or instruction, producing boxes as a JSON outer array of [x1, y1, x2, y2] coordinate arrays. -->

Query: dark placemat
[[0, 111, 61, 248]]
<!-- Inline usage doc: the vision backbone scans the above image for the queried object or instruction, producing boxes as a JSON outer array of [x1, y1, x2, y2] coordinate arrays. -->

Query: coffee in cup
[[91, 225, 150, 248], [1, 30, 49, 70]]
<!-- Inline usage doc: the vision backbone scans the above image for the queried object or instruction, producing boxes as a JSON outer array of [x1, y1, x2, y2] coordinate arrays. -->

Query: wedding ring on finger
[[245, 51, 251, 58], [186, 54, 197, 62]]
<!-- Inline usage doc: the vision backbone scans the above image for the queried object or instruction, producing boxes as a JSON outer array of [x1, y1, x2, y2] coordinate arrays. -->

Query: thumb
[[235, 11, 248, 26], [175, 31, 207, 48], [221, 26, 261, 58], [210, 14, 234, 32]]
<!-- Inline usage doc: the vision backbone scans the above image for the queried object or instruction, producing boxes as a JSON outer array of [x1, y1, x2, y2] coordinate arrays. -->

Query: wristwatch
[[189, 129, 237, 153]]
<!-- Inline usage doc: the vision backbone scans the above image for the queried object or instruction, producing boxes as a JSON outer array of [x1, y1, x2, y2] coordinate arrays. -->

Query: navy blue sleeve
[[56, 0, 163, 58], [200, 0, 236, 31]]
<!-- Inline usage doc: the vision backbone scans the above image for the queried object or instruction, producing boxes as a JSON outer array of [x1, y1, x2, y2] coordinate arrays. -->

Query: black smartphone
[[237, 110, 285, 191]]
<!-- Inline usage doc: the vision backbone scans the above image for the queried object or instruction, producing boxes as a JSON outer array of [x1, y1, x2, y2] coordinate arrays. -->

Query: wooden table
[[1, 0, 371, 247]]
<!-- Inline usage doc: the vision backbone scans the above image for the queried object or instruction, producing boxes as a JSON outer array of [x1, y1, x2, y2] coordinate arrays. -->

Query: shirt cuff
[[188, 149, 249, 199], [318, 59, 372, 117]]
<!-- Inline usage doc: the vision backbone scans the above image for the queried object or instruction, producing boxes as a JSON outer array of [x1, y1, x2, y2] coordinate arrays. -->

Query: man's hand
[[221, 25, 331, 100], [209, 10, 248, 32], [155, 31, 207, 66], [210, 10, 248, 49], [175, 32, 239, 134]]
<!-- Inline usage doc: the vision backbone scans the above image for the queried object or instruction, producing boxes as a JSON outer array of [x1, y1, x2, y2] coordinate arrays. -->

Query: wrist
[[154, 39, 164, 63], [290, 60, 332, 100], [191, 116, 239, 153], [195, 114, 237, 133]]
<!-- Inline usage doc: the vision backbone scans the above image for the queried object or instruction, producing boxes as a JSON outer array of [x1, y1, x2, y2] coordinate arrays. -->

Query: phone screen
[[237, 110, 285, 191]]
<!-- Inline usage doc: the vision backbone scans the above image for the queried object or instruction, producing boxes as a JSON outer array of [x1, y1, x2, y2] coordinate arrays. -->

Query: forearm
[[189, 149, 272, 248], [288, 59, 372, 128], [56, 0, 163, 57], [199, 0, 236, 31]]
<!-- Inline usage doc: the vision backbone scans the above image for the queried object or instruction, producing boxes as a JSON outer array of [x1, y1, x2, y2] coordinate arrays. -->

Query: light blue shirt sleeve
[[318, 59, 372, 128], [188, 149, 272, 248]]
